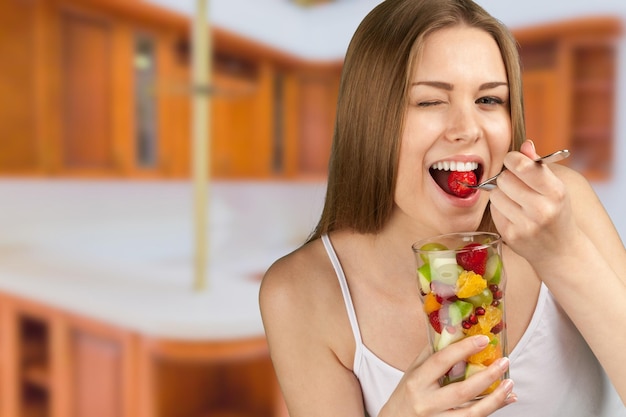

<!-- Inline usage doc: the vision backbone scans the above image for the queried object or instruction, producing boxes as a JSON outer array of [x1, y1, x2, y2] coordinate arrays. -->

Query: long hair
[[309, 0, 525, 241]]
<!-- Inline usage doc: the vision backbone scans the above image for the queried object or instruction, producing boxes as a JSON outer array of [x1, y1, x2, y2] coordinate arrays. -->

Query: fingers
[[519, 139, 539, 159], [415, 336, 490, 378], [435, 357, 512, 411], [499, 142, 562, 197], [448, 378, 517, 417], [395, 336, 515, 416]]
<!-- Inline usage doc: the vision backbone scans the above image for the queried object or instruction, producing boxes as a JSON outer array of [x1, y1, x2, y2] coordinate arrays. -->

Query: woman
[[260, 0, 626, 415]]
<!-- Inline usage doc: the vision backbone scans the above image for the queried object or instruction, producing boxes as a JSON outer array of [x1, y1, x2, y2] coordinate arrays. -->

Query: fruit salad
[[414, 234, 507, 396]]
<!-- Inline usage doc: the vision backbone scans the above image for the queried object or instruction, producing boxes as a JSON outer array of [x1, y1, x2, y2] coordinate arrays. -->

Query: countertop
[[0, 179, 326, 341]]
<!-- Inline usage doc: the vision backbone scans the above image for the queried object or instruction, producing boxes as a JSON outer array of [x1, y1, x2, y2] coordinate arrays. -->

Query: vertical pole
[[192, 0, 211, 291]]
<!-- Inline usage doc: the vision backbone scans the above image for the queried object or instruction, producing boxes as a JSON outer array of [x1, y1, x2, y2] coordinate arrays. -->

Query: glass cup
[[412, 232, 508, 397]]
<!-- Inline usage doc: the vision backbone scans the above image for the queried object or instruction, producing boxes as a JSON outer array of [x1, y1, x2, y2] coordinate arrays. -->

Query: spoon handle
[[475, 149, 570, 190]]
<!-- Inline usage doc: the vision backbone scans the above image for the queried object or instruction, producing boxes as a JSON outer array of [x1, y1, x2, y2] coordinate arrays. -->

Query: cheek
[[489, 117, 512, 153]]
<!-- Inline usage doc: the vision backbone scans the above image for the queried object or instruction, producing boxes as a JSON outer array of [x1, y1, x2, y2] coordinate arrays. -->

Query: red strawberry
[[456, 243, 488, 275], [428, 310, 443, 334], [448, 171, 477, 198]]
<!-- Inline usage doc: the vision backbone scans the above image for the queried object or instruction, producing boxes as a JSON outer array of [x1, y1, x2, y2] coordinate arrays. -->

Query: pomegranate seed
[[493, 290, 503, 300], [489, 284, 499, 293], [469, 314, 478, 325], [491, 300, 500, 307], [491, 322, 504, 334], [475, 307, 486, 316], [462, 321, 473, 330]]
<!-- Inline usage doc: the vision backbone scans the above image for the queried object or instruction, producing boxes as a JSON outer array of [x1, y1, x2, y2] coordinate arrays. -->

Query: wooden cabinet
[[0, 292, 285, 417], [3, 1, 618, 181], [515, 17, 621, 180], [0, 0, 341, 180]]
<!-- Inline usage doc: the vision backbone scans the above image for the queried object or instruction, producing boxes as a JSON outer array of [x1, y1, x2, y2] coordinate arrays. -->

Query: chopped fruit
[[491, 321, 505, 334], [418, 242, 448, 263], [430, 281, 457, 300], [433, 263, 462, 285], [467, 342, 501, 365], [491, 285, 503, 301], [484, 254, 503, 284], [456, 270, 487, 298], [465, 363, 488, 379], [478, 306, 503, 334], [428, 310, 443, 334], [449, 300, 473, 325], [443, 360, 467, 385], [423, 292, 442, 314], [465, 362, 502, 395], [448, 171, 477, 198], [417, 264, 432, 294], [456, 243, 488, 275], [416, 234, 507, 392], [436, 326, 464, 351], [465, 287, 494, 308]]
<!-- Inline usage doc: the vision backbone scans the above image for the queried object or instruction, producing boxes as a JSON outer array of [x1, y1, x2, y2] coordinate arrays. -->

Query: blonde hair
[[309, 0, 525, 240]]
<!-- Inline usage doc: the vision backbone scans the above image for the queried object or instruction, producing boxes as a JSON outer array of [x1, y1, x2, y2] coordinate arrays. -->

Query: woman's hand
[[488, 140, 578, 264], [379, 335, 516, 416]]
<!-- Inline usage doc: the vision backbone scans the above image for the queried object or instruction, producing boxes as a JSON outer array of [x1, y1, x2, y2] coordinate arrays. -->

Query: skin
[[260, 24, 626, 417]]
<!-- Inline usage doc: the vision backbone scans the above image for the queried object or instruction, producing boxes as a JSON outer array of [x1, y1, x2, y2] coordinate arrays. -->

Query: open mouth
[[429, 161, 483, 197]]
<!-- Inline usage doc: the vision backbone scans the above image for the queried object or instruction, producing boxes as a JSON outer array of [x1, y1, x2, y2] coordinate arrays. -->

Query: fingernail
[[473, 335, 490, 348], [497, 357, 510, 371], [527, 139, 536, 151], [505, 392, 518, 405], [501, 378, 514, 394]]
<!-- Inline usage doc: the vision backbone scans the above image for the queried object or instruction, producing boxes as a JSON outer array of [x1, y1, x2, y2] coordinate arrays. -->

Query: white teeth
[[431, 161, 478, 172]]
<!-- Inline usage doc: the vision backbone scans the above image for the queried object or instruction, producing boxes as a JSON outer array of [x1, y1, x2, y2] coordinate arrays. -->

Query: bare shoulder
[[259, 237, 343, 343], [260, 238, 335, 313], [259, 238, 365, 415]]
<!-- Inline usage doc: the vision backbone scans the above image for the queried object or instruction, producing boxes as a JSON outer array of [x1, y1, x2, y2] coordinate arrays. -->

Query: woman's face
[[393, 25, 511, 236]]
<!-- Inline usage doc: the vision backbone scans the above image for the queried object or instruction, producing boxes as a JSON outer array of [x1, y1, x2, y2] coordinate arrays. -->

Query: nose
[[444, 104, 481, 143]]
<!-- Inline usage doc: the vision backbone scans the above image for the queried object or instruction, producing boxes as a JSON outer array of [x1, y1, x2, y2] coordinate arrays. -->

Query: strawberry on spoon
[[448, 171, 478, 198]]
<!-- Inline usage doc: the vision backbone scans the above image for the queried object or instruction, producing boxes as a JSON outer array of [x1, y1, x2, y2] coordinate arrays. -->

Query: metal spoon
[[468, 149, 571, 190]]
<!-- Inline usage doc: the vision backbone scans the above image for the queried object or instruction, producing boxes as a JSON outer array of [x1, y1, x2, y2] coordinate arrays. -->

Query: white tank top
[[322, 234, 625, 417]]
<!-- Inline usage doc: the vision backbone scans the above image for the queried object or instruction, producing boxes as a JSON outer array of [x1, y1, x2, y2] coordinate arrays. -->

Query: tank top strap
[[321, 234, 364, 347]]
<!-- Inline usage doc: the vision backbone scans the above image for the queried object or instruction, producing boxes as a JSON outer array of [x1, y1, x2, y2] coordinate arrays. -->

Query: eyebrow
[[412, 81, 508, 90]]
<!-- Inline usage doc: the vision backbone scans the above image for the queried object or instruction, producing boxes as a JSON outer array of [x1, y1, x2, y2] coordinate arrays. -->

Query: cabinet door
[[211, 62, 275, 178], [70, 329, 123, 417], [0, 0, 38, 172], [68, 322, 137, 417], [522, 70, 569, 157], [62, 13, 114, 170]]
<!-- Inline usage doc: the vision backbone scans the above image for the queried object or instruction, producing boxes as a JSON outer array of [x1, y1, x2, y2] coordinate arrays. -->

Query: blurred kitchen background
[[0, 1, 624, 417]]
